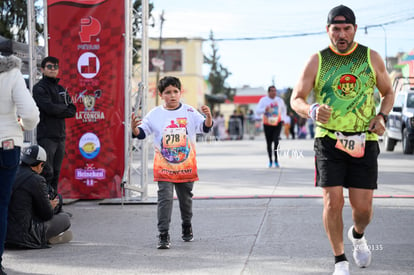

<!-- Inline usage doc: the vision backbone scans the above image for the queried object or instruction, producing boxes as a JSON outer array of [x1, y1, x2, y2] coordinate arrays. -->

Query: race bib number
[[267, 116, 280, 125], [335, 132, 366, 158], [162, 128, 187, 149]]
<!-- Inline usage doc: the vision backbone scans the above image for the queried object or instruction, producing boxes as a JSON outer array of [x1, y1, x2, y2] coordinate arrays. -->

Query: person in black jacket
[[6, 145, 72, 249], [33, 56, 76, 196]]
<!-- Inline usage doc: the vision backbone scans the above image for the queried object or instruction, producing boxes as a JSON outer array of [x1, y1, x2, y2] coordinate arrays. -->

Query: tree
[[204, 31, 235, 109], [0, 0, 43, 42]]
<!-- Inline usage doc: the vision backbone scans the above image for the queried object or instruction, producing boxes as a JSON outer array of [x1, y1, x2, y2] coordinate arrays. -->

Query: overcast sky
[[147, 0, 414, 89]]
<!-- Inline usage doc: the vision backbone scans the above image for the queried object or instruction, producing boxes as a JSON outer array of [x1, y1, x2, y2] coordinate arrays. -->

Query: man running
[[256, 85, 287, 168], [290, 5, 394, 275]]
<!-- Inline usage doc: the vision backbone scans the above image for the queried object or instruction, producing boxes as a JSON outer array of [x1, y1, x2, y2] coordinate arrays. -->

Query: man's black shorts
[[314, 136, 380, 189]]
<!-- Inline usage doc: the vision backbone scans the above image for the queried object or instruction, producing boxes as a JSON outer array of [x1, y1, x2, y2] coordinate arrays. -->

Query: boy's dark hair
[[41, 56, 59, 68], [158, 76, 181, 93]]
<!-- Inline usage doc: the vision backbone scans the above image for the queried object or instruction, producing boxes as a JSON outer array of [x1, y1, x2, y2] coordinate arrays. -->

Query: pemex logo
[[79, 16, 101, 43], [335, 74, 359, 98]]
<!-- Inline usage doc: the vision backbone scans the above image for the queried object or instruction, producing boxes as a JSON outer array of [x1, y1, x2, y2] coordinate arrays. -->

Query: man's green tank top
[[314, 43, 378, 141]]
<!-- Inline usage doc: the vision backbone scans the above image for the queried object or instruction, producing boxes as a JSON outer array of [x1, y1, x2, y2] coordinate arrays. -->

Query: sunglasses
[[45, 64, 59, 70]]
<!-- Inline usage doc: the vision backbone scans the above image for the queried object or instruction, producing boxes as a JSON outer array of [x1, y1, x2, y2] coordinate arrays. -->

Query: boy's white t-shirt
[[139, 103, 206, 183]]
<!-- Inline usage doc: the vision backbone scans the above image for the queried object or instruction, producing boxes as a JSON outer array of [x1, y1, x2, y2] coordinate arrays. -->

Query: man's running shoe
[[274, 162, 280, 168], [268, 161, 273, 168], [157, 232, 170, 249], [348, 226, 372, 267], [332, 261, 349, 275]]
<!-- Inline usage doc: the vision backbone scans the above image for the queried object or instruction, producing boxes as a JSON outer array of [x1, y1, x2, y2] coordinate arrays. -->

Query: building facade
[[133, 37, 208, 111]]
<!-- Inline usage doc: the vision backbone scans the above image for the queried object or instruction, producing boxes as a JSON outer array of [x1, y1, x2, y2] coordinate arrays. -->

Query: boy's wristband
[[308, 103, 320, 121]]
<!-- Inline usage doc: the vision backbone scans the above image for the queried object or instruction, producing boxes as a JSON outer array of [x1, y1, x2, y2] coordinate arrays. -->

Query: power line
[[364, 16, 414, 29], [213, 16, 414, 42], [214, 31, 326, 42]]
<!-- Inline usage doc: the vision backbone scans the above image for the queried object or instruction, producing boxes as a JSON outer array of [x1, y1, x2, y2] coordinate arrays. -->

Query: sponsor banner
[[48, 0, 108, 7], [47, 0, 125, 199]]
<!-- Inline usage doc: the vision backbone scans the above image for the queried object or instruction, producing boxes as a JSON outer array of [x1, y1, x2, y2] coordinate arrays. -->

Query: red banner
[[47, 0, 125, 199]]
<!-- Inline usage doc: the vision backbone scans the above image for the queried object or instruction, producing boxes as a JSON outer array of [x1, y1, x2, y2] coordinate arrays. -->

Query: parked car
[[384, 77, 414, 154]]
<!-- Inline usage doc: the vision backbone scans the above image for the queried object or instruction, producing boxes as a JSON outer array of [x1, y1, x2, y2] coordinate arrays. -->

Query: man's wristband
[[308, 103, 320, 121], [377, 112, 388, 123]]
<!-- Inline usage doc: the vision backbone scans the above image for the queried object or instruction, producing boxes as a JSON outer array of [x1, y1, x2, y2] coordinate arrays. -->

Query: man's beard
[[333, 39, 353, 53]]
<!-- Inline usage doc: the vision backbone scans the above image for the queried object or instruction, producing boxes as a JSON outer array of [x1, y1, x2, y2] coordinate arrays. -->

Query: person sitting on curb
[[6, 145, 72, 249]]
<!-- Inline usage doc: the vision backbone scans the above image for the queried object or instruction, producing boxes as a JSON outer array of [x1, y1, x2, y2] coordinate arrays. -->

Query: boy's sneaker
[[348, 226, 372, 267], [157, 232, 170, 249], [182, 224, 193, 242], [332, 261, 349, 275], [274, 162, 280, 168], [268, 161, 273, 168], [48, 229, 73, 245]]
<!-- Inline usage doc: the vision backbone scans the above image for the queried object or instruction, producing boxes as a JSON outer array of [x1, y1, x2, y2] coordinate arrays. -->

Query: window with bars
[[149, 49, 182, 72]]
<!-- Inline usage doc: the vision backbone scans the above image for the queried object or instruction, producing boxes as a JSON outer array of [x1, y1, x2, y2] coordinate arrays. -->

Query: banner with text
[[47, 0, 125, 199]]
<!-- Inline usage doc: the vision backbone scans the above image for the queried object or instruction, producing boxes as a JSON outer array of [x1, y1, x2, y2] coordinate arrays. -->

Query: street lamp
[[365, 24, 388, 71]]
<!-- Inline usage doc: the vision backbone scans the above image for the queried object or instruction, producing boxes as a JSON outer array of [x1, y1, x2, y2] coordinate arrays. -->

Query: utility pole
[[27, 0, 38, 144], [154, 10, 165, 106]]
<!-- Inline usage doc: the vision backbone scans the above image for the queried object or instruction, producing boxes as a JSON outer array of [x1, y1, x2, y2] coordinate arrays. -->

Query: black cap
[[21, 145, 47, 166], [327, 5, 356, 25]]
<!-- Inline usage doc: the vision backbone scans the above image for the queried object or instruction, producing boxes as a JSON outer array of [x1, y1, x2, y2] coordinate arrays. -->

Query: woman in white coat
[[0, 53, 39, 275]]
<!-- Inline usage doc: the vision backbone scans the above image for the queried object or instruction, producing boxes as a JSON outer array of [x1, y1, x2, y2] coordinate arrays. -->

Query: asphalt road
[[3, 136, 413, 275]]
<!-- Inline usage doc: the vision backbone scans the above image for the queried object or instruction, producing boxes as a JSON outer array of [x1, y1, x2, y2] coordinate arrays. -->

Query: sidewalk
[[3, 136, 414, 275]]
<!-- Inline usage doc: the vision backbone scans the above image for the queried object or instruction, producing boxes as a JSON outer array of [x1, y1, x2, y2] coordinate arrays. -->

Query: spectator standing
[[212, 111, 220, 140], [284, 115, 291, 139], [255, 85, 287, 168], [308, 117, 315, 138], [246, 109, 256, 140], [216, 113, 226, 140], [32, 56, 76, 197], [289, 111, 297, 139], [0, 53, 39, 275]]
